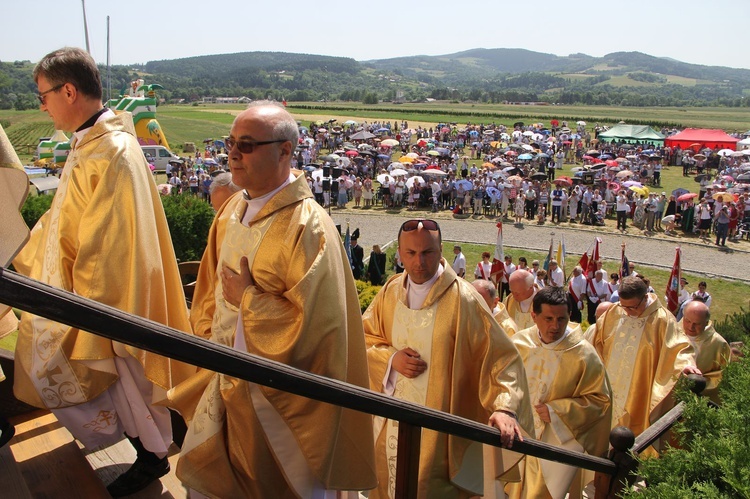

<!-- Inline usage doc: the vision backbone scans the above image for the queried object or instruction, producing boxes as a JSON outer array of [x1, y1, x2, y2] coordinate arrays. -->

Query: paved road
[[331, 211, 750, 282]]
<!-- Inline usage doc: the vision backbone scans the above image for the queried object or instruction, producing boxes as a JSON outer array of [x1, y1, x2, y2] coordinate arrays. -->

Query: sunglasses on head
[[400, 219, 440, 233], [226, 137, 287, 154]]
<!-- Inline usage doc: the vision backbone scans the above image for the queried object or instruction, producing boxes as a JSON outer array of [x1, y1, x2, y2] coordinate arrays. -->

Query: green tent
[[597, 124, 665, 143]]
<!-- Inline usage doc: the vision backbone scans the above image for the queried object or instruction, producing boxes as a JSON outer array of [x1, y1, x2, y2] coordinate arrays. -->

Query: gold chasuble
[[494, 303, 519, 337], [679, 319, 730, 403], [505, 325, 611, 499], [168, 173, 376, 497], [363, 262, 532, 498], [12, 113, 192, 410], [503, 294, 535, 333], [590, 294, 694, 438]]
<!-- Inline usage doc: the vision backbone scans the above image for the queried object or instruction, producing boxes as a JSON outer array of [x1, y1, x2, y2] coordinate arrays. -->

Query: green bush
[[21, 193, 53, 228], [624, 355, 750, 497], [714, 307, 750, 345], [356, 280, 382, 313], [160, 194, 215, 262]]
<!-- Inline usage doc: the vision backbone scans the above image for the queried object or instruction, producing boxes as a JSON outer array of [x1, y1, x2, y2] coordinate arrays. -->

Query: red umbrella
[[505, 150, 517, 157], [605, 160, 619, 167], [553, 178, 571, 186], [608, 182, 620, 192], [677, 192, 698, 202], [345, 150, 359, 157]]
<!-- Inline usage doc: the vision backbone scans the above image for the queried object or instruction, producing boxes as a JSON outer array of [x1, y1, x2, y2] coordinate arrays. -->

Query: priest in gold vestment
[[168, 102, 376, 497], [679, 301, 731, 403], [363, 219, 532, 498], [589, 276, 699, 440], [11, 47, 193, 496], [503, 270, 539, 333], [504, 287, 611, 499], [472, 279, 519, 337]]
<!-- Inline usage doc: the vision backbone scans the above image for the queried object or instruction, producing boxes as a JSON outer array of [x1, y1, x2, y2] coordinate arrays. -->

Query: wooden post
[[597, 426, 636, 499], [394, 422, 421, 499]]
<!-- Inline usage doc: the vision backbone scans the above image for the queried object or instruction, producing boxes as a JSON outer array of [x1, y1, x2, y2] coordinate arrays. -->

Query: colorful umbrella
[[677, 192, 698, 202]]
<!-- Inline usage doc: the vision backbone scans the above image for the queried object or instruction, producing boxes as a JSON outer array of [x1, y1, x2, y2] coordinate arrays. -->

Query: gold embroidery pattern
[[82, 409, 119, 433]]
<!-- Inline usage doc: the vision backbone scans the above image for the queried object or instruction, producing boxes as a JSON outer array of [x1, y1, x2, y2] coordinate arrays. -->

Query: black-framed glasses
[[398, 219, 441, 238], [620, 295, 646, 312], [37, 83, 65, 104], [226, 137, 287, 154]]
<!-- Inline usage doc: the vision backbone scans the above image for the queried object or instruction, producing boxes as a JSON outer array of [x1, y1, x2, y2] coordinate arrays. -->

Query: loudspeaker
[[323, 166, 331, 177], [332, 168, 344, 179], [322, 180, 330, 190]]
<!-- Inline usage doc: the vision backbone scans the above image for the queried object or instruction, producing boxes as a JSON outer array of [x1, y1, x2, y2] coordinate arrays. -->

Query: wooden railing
[[0, 267, 705, 498]]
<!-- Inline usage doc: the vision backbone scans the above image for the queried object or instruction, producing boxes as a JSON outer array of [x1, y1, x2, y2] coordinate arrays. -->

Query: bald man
[[168, 101, 376, 497], [583, 301, 614, 343], [472, 279, 519, 337], [503, 269, 538, 331], [679, 301, 731, 403]]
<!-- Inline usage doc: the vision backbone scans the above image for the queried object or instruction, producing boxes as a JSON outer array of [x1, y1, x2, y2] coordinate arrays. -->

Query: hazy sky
[[3, 0, 748, 70]]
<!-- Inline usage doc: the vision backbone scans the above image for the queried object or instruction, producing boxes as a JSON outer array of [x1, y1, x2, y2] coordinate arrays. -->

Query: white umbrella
[[390, 168, 408, 177], [486, 187, 501, 200], [336, 157, 351, 168], [500, 133, 510, 141], [718, 149, 735, 157], [483, 130, 495, 136], [376, 174, 392, 184], [521, 144, 534, 151], [577, 121, 586, 126], [405, 176, 424, 189], [512, 130, 522, 138], [381, 139, 399, 147], [571, 166, 585, 172], [423, 168, 448, 176], [522, 131, 534, 137]]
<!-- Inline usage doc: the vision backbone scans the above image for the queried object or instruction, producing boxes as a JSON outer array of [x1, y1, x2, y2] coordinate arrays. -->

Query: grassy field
[[4, 101, 749, 163]]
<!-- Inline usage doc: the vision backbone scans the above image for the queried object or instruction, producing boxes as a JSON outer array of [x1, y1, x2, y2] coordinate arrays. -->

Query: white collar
[[406, 263, 445, 310], [241, 173, 295, 225]]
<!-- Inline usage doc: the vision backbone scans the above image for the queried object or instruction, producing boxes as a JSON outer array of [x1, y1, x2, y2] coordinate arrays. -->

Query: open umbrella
[[677, 192, 698, 202], [630, 186, 649, 196], [486, 187, 501, 200], [590, 163, 607, 170], [713, 191, 730, 200], [554, 178, 572, 186], [518, 153, 534, 160], [398, 156, 415, 163], [381, 139, 399, 147], [623, 180, 643, 188], [376, 174, 392, 184], [737, 173, 750, 182], [455, 179, 474, 190], [694, 174, 709, 183], [616, 170, 634, 178], [405, 176, 424, 189], [694, 153, 707, 160], [607, 182, 620, 192], [390, 168, 408, 177], [672, 188, 690, 198], [531, 172, 547, 181], [570, 166, 585, 172], [605, 160, 620, 167], [345, 150, 359, 157], [507, 175, 523, 184], [423, 168, 448, 176]]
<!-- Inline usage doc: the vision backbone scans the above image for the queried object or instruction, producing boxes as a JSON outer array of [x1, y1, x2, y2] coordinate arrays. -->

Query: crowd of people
[[1, 45, 741, 499]]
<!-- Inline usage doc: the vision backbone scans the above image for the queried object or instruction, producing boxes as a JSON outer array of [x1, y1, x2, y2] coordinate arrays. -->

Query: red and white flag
[[666, 247, 682, 314], [490, 222, 505, 283], [576, 237, 602, 295]]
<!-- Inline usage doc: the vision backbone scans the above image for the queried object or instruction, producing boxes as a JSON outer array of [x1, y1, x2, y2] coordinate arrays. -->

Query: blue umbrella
[[377, 154, 391, 160], [518, 153, 533, 160]]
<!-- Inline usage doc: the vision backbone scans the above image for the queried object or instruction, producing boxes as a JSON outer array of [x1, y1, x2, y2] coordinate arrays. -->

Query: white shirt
[[452, 252, 466, 276], [548, 266, 564, 287]]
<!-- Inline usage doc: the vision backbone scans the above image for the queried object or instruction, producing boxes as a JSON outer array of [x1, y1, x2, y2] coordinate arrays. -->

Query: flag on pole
[[577, 237, 602, 295], [666, 247, 682, 314], [490, 222, 505, 282], [282, 97, 287, 107], [620, 243, 630, 280], [543, 235, 554, 271], [556, 235, 566, 276], [344, 223, 352, 270]]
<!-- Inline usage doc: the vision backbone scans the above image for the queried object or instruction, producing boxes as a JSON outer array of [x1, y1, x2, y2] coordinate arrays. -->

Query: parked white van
[[141, 145, 180, 172]]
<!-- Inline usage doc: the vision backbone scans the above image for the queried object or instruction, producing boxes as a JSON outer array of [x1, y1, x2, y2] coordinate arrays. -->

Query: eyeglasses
[[400, 219, 440, 233], [620, 295, 646, 312], [37, 83, 65, 104], [226, 137, 287, 154]]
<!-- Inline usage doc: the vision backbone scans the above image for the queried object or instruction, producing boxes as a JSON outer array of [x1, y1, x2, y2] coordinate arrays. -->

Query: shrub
[[21, 193, 53, 228], [356, 280, 382, 313], [160, 194, 215, 262], [714, 307, 750, 345], [624, 355, 750, 497]]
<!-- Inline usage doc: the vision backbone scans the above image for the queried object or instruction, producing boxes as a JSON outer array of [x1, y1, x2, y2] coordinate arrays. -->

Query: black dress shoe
[[0, 416, 15, 448], [106, 456, 170, 497]]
